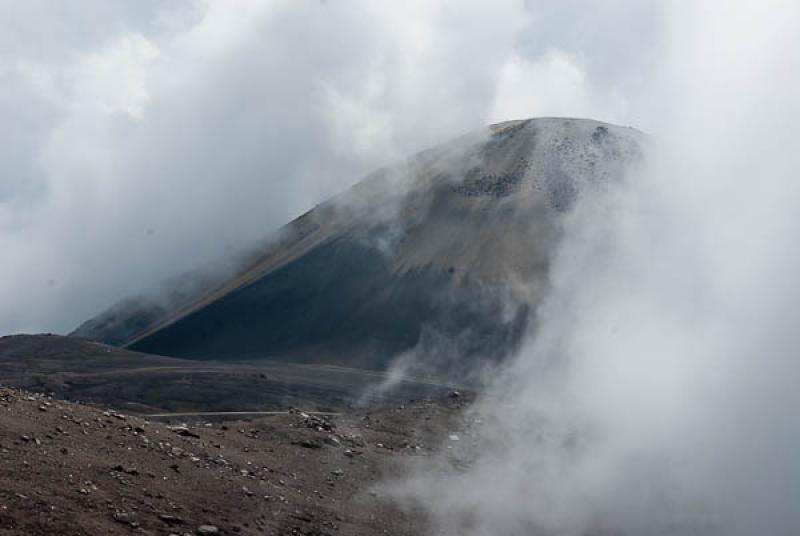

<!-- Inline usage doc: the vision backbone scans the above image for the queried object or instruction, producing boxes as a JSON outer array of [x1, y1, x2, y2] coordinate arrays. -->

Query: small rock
[[113, 511, 132, 525], [292, 439, 322, 449], [159, 513, 185, 525], [197, 525, 219, 535], [170, 426, 200, 439]]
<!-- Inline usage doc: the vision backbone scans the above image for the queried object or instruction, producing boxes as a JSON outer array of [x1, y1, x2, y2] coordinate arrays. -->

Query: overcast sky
[[0, 0, 667, 334], [0, 0, 787, 338]]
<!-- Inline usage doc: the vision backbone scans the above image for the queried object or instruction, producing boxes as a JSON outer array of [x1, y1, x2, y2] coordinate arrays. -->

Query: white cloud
[[0, 0, 542, 333], [393, 1, 800, 534], [490, 50, 598, 122], [71, 33, 160, 118]]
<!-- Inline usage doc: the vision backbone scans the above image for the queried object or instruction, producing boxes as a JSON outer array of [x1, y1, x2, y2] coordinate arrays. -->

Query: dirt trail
[[146, 410, 342, 419]]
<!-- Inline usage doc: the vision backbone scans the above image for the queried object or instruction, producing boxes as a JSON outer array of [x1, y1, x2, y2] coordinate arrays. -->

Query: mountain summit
[[73, 118, 644, 374]]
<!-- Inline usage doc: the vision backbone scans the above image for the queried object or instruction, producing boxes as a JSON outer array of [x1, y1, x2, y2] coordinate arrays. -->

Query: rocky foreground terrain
[[0, 385, 470, 535]]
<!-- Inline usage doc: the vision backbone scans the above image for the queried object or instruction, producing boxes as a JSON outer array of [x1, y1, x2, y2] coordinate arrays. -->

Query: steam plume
[[391, 2, 800, 534]]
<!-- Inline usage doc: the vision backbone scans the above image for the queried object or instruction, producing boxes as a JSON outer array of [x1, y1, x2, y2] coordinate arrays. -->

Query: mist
[[2, 0, 570, 335], [389, 1, 800, 534]]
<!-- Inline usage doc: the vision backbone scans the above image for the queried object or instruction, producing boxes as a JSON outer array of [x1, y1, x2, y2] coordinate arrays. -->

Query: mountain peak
[[73, 118, 644, 376]]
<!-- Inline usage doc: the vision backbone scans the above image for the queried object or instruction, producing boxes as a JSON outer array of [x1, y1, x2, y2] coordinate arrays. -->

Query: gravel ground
[[0, 386, 470, 535]]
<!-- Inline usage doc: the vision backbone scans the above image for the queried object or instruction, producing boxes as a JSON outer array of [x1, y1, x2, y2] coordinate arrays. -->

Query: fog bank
[[391, 2, 800, 534]]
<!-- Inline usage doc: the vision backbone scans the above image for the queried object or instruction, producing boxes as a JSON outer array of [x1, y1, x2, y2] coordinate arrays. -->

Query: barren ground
[[0, 385, 470, 535]]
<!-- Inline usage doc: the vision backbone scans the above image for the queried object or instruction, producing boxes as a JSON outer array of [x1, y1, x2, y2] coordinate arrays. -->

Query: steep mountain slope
[[73, 118, 644, 372]]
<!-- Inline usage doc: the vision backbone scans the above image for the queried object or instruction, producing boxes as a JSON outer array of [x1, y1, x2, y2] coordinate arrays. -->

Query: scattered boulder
[[169, 425, 201, 438]]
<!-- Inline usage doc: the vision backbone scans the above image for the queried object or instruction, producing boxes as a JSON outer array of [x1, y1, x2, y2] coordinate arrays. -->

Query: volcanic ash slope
[[73, 118, 645, 375]]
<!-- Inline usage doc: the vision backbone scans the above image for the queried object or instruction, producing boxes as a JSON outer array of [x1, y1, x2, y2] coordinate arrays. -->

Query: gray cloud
[[1, 1, 660, 334], [0, 0, 557, 334]]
